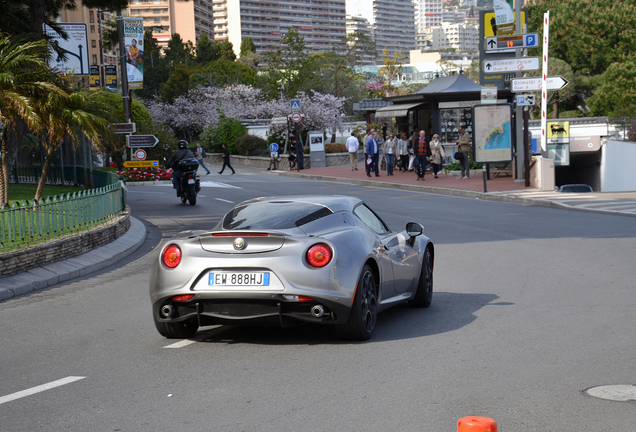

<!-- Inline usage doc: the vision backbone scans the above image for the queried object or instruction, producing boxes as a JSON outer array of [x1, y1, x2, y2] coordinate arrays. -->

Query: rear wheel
[[180, 189, 187, 204], [187, 184, 196, 205], [154, 317, 199, 339], [409, 246, 433, 308], [335, 264, 377, 341]]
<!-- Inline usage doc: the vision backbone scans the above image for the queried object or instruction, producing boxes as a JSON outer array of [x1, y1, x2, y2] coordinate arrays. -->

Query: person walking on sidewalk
[[429, 134, 445, 178], [195, 142, 211, 175], [218, 143, 235, 175], [291, 139, 304, 170], [413, 130, 431, 181], [382, 133, 397, 176], [457, 126, 471, 179], [346, 132, 360, 171], [397, 132, 409, 172], [365, 130, 380, 177]]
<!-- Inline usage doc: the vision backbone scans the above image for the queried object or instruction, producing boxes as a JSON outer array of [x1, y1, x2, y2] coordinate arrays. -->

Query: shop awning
[[374, 102, 423, 118]]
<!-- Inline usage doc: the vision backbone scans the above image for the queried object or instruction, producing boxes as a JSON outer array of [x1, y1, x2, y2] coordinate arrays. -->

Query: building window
[[92, 54, 97, 64], [91, 40, 96, 48], [90, 25, 95, 34], [89, 11, 94, 23]]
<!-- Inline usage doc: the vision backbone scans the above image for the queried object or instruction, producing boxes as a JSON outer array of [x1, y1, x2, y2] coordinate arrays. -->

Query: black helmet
[[178, 139, 188, 150]]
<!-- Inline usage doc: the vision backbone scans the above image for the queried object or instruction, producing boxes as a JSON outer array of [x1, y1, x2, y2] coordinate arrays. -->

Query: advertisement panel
[[472, 104, 513, 163], [104, 65, 117, 90], [44, 23, 89, 75], [122, 17, 144, 89]]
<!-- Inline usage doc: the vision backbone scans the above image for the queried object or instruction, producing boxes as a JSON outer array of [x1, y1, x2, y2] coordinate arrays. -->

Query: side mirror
[[406, 222, 423, 237]]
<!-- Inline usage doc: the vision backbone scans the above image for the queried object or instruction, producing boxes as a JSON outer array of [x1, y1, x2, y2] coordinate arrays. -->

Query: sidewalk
[[2, 161, 634, 301]]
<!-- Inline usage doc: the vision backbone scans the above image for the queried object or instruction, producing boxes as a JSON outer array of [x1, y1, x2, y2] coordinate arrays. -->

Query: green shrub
[[325, 143, 347, 153], [235, 134, 267, 156], [200, 115, 247, 154], [443, 158, 482, 174]]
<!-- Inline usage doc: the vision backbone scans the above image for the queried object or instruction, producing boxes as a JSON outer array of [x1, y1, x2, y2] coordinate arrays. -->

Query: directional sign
[[485, 33, 540, 52], [269, 143, 279, 152], [126, 134, 159, 148], [510, 76, 569, 92], [123, 160, 159, 168], [291, 112, 302, 123], [113, 122, 136, 134], [516, 94, 535, 106], [483, 57, 540, 73], [290, 99, 301, 112]]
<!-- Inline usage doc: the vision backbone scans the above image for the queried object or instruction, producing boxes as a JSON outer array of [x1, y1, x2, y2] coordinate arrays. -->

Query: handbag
[[397, 158, 402, 168], [381, 158, 387, 171], [455, 150, 463, 160]]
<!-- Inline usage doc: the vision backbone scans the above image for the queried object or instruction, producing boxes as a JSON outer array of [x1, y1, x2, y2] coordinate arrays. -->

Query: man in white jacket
[[346, 132, 360, 171]]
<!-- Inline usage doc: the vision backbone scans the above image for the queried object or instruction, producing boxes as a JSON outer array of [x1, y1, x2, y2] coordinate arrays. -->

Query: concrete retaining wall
[[0, 208, 131, 277]]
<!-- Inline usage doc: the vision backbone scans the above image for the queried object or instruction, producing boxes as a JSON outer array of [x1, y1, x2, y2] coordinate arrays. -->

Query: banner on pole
[[122, 17, 144, 90]]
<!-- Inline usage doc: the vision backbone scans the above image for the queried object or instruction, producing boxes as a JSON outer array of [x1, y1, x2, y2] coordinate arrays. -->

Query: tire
[[409, 246, 433, 308], [180, 190, 187, 204], [335, 264, 377, 341], [187, 185, 196, 205], [154, 317, 199, 339]]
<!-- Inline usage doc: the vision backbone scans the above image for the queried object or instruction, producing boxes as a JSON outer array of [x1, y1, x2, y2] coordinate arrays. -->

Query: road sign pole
[[540, 10, 550, 154], [514, 0, 524, 182]]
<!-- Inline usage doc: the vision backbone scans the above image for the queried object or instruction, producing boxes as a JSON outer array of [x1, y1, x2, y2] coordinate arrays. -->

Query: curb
[[0, 217, 147, 301]]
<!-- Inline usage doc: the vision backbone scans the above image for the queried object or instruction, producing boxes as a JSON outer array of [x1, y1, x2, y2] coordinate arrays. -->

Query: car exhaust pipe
[[160, 304, 175, 318], [311, 304, 325, 318]]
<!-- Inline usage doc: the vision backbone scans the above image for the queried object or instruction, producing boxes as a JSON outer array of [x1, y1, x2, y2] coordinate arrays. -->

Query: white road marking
[[0, 376, 86, 406], [128, 191, 166, 194], [215, 198, 234, 203], [199, 181, 242, 189], [163, 340, 197, 349]]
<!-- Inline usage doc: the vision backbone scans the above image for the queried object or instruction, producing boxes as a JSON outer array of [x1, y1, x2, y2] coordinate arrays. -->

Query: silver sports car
[[149, 195, 434, 341]]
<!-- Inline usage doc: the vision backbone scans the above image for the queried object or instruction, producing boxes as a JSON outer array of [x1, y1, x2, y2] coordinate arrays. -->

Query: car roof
[[238, 195, 363, 213]]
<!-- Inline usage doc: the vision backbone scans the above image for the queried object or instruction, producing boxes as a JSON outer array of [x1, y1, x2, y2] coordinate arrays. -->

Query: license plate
[[208, 272, 270, 286], [188, 178, 195, 184]]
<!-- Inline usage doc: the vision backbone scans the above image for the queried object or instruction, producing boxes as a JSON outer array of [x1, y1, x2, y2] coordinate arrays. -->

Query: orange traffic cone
[[457, 416, 497, 432]]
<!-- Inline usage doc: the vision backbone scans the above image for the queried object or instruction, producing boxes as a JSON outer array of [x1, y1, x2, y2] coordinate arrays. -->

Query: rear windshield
[[222, 201, 333, 230]]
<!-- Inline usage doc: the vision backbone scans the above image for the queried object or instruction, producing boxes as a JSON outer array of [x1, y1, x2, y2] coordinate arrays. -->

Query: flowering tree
[[147, 85, 347, 144]]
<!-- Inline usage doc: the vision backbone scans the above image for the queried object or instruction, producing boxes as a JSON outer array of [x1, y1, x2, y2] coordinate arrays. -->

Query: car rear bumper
[[153, 294, 352, 327]]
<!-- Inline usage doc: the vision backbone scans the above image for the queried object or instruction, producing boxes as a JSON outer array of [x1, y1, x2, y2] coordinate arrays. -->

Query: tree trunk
[[35, 147, 55, 202], [553, 99, 559, 119], [29, 0, 47, 39], [0, 128, 9, 206]]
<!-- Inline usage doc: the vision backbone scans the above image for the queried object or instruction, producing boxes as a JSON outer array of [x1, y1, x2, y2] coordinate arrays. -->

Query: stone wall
[[204, 151, 362, 170], [0, 208, 131, 277]]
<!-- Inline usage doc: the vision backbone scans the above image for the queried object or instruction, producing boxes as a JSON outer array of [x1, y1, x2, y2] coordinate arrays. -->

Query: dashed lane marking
[[0, 376, 86, 406]]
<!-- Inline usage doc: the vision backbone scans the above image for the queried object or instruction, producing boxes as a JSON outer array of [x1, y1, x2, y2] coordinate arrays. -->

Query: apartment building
[[213, 0, 346, 57], [128, 0, 214, 47], [346, 0, 415, 59], [415, 0, 443, 31], [431, 22, 479, 53]]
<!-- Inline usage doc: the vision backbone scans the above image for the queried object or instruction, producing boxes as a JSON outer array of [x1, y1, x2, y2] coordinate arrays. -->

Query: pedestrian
[[291, 139, 304, 170], [397, 132, 410, 172], [267, 142, 279, 170], [381, 122, 387, 142], [346, 132, 360, 171], [457, 126, 471, 179], [365, 129, 380, 177], [429, 134, 445, 178], [413, 129, 431, 181], [194, 142, 210, 175], [218, 143, 235, 175], [382, 132, 397, 176]]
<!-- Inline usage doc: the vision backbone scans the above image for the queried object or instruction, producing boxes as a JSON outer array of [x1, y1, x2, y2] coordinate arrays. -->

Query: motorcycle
[[174, 158, 200, 205]]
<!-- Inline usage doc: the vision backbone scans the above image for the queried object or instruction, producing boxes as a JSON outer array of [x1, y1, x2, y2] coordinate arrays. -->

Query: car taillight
[[170, 294, 194, 302], [306, 244, 332, 268], [162, 244, 181, 268]]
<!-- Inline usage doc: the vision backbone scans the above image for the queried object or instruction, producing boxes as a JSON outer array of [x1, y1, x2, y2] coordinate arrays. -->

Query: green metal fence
[[11, 165, 118, 188], [0, 182, 127, 249]]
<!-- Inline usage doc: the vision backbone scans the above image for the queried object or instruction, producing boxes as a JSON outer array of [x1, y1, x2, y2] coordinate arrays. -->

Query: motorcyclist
[[166, 140, 195, 193]]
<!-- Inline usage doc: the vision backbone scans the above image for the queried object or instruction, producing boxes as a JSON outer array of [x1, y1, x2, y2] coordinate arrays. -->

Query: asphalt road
[[1, 172, 635, 431]]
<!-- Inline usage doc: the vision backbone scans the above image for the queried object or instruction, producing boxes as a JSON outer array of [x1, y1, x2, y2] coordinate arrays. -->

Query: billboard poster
[[122, 17, 144, 89], [89, 65, 100, 88], [44, 23, 89, 75], [472, 104, 513, 163], [104, 65, 117, 90]]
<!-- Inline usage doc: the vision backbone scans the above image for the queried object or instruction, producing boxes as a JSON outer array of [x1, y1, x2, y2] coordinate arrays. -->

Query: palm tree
[[0, 33, 57, 205], [32, 75, 111, 201]]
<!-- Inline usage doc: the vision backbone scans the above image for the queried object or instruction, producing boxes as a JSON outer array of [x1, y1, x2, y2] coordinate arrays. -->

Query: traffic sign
[[126, 134, 159, 148], [485, 33, 539, 52], [123, 160, 159, 168], [483, 57, 539, 73], [510, 76, 569, 92], [134, 149, 147, 160], [516, 94, 535, 106], [290, 99, 301, 112], [291, 112, 302, 123], [113, 122, 136, 134], [269, 143, 279, 152]]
